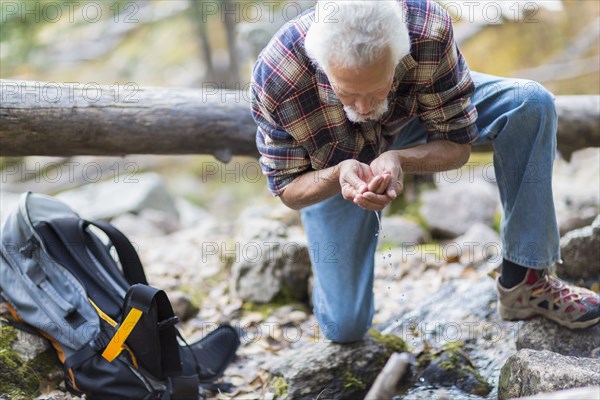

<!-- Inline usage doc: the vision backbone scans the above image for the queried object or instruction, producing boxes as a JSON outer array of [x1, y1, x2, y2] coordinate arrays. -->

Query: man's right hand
[[339, 159, 374, 200]]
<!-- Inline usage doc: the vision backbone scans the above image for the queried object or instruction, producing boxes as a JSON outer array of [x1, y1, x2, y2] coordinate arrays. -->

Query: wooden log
[[555, 95, 600, 160], [364, 352, 411, 400], [1, 80, 598, 160], [0, 80, 258, 162]]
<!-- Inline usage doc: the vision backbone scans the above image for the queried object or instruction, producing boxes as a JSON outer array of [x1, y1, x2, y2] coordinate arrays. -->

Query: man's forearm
[[279, 165, 341, 210], [279, 140, 470, 210], [394, 140, 471, 174]]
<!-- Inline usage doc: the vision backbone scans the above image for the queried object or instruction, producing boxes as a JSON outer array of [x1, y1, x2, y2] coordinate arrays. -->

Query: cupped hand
[[369, 151, 404, 199], [338, 159, 374, 201]]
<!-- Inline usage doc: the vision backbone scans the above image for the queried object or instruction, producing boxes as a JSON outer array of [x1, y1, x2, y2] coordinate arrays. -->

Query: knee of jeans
[[317, 310, 372, 343], [517, 82, 557, 122]]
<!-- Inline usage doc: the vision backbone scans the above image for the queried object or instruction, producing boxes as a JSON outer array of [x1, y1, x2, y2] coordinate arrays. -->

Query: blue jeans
[[300, 72, 561, 342]]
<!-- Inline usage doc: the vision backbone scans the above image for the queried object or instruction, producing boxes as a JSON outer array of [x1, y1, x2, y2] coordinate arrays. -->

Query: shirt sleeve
[[251, 83, 311, 196], [417, 26, 480, 144]]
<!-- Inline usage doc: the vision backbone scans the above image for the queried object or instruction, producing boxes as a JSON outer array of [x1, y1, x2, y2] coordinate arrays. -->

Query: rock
[[516, 318, 600, 358], [135, 226, 228, 292], [34, 390, 77, 399], [381, 276, 516, 400], [268, 330, 406, 399], [56, 172, 178, 220], [0, 156, 173, 195], [558, 208, 598, 236], [378, 216, 427, 248], [0, 323, 62, 398], [12, 329, 50, 362], [513, 386, 600, 399], [498, 349, 600, 399], [231, 219, 312, 303], [288, 310, 308, 324], [168, 291, 199, 322], [420, 344, 492, 396], [382, 276, 499, 338], [238, 203, 302, 227], [420, 182, 499, 238], [110, 209, 179, 238], [443, 223, 502, 265], [557, 215, 600, 280], [174, 198, 215, 230]]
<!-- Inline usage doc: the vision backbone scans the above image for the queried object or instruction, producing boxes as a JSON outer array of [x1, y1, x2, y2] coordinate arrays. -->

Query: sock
[[500, 259, 530, 288]]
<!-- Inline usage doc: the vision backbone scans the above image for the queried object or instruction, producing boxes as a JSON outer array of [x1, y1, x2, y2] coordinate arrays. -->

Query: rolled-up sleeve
[[417, 26, 479, 144], [251, 83, 311, 196]]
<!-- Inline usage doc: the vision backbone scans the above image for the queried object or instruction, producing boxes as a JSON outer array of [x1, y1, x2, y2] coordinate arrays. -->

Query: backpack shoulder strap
[[48, 218, 148, 286], [87, 220, 148, 286]]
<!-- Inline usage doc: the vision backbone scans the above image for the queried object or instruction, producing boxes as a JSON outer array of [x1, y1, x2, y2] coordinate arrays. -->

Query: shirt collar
[[317, 52, 419, 106]]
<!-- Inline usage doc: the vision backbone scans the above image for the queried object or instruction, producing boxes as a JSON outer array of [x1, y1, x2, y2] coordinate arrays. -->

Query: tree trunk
[[1, 80, 598, 161]]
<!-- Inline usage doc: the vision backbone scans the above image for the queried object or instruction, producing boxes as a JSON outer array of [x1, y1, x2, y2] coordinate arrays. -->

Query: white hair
[[305, 0, 411, 72]]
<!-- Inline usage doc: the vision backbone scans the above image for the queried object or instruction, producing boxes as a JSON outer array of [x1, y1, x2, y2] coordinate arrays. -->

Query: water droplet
[[419, 377, 425, 383]]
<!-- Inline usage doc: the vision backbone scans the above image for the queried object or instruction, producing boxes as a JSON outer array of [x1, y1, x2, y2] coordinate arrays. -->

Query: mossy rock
[[369, 328, 408, 356], [0, 324, 62, 398], [268, 332, 396, 399], [419, 341, 492, 396]]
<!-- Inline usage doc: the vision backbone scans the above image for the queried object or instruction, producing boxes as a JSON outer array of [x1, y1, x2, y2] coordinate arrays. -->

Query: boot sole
[[498, 303, 600, 330]]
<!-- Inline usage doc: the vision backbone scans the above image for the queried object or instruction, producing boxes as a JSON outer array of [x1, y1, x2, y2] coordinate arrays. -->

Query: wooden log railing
[[1, 80, 598, 161]]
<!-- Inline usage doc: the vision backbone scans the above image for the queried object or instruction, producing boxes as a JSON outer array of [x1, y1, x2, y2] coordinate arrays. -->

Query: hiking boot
[[497, 269, 600, 329]]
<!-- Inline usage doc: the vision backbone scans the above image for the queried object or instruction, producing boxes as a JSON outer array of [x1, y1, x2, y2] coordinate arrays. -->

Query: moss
[[241, 285, 308, 318], [369, 328, 408, 355], [415, 340, 434, 369], [436, 341, 492, 396], [272, 285, 300, 305], [272, 376, 288, 398], [492, 211, 503, 233], [466, 152, 494, 166], [0, 324, 61, 398], [178, 264, 230, 307], [437, 341, 467, 370], [343, 368, 366, 390], [241, 301, 277, 318], [463, 365, 493, 396]]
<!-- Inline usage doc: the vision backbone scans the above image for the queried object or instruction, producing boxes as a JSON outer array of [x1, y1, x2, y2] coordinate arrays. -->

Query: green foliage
[[492, 211, 503, 233], [369, 328, 408, 355], [271, 376, 288, 398], [343, 368, 366, 390]]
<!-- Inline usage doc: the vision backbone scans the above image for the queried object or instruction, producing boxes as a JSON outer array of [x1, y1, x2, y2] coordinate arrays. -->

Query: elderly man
[[250, 0, 599, 343]]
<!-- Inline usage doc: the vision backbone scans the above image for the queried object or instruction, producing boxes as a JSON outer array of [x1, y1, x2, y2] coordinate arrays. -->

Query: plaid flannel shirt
[[251, 0, 479, 196]]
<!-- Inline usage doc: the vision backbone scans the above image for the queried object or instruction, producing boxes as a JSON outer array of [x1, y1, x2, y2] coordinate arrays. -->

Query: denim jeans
[[300, 72, 561, 342]]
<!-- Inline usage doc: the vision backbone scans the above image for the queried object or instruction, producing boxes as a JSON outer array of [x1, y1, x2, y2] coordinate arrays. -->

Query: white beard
[[344, 98, 389, 123]]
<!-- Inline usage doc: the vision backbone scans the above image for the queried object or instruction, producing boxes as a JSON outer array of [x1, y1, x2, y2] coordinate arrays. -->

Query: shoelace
[[531, 273, 587, 313]]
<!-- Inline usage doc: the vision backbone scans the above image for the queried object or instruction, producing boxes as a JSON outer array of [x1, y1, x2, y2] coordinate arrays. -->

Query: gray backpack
[[1, 192, 239, 399]]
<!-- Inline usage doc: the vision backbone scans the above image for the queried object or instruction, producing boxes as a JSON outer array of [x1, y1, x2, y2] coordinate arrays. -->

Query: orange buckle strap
[[101, 308, 143, 362]]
